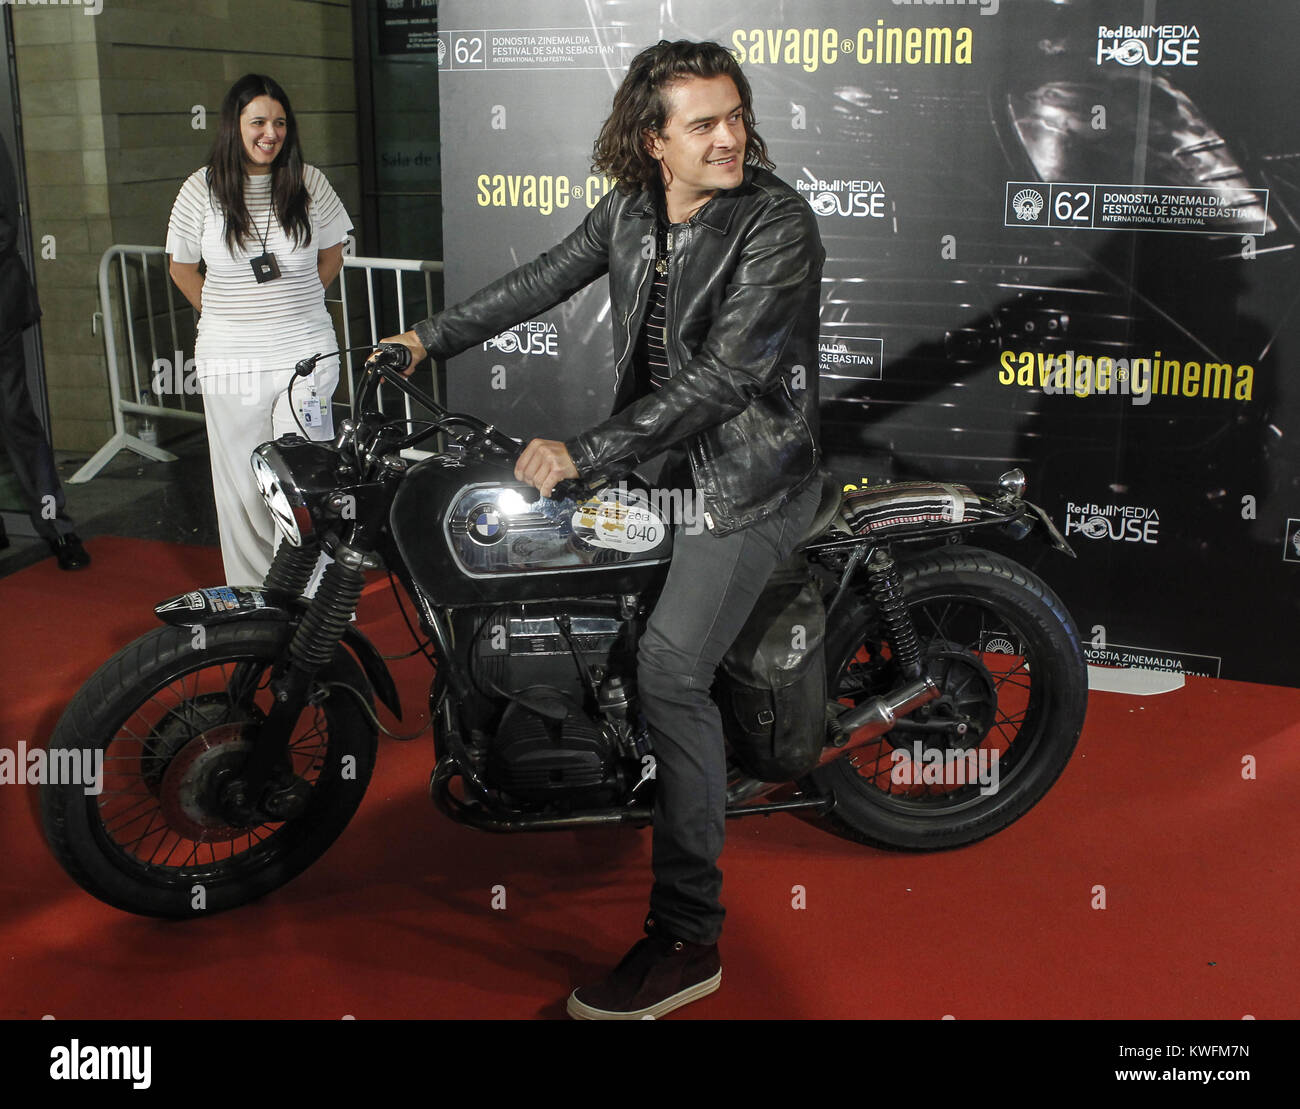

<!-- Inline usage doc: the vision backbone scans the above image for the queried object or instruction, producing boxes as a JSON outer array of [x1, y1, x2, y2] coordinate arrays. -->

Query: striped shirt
[[633, 220, 686, 395], [165, 165, 352, 374]]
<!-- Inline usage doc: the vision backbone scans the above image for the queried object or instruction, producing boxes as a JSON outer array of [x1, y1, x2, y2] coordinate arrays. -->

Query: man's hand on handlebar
[[371, 331, 428, 376], [516, 439, 579, 499]]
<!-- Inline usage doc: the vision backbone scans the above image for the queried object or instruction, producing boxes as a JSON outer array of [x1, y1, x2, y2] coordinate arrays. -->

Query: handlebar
[[342, 344, 597, 501], [550, 478, 590, 502]]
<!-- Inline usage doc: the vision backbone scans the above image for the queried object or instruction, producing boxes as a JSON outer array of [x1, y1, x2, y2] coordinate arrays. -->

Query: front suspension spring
[[262, 538, 321, 596], [866, 549, 923, 679], [289, 560, 365, 669]]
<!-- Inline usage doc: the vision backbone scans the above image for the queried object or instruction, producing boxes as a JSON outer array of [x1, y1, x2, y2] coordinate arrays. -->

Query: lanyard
[[252, 197, 274, 255]]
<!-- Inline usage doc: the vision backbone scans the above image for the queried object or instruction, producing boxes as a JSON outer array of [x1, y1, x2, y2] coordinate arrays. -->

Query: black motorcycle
[[40, 345, 1088, 917]]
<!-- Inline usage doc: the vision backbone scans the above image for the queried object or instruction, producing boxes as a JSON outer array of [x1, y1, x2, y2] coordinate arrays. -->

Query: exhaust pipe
[[822, 676, 940, 765]]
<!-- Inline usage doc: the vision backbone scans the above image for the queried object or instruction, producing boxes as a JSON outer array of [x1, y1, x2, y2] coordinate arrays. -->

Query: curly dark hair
[[592, 40, 774, 196]]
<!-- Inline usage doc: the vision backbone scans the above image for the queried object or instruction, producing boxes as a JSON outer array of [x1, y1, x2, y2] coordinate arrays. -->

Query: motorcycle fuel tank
[[389, 457, 673, 605]]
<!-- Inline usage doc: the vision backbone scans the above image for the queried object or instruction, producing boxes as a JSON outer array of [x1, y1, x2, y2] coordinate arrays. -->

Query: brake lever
[[486, 426, 524, 462]]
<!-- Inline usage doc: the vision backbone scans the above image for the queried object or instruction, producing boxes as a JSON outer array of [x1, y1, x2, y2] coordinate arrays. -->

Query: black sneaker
[[567, 919, 721, 1020]]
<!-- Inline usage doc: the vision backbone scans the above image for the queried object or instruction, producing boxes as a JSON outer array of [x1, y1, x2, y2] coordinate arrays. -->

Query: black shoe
[[49, 533, 90, 570], [567, 917, 721, 1020]]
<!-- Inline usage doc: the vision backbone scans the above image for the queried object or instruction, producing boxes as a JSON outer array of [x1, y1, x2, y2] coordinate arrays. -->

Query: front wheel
[[40, 621, 377, 917], [810, 546, 1087, 850]]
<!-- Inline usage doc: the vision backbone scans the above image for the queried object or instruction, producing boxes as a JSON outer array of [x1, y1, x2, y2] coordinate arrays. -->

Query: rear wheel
[[811, 546, 1087, 850], [41, 621, 376, 917]]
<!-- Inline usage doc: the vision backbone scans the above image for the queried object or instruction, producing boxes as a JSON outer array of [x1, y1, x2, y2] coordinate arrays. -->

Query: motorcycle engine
[[487, 688, 615, 805], [460, 603, 642, 808]]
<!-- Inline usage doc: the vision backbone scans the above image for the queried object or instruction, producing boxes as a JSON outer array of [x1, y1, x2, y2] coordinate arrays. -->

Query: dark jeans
[[637, 475, 822, 944], [0, 327, 73, 542]]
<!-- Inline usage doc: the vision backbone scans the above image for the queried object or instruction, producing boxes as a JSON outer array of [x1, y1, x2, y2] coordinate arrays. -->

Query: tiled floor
[[0, 429, 219, 579]]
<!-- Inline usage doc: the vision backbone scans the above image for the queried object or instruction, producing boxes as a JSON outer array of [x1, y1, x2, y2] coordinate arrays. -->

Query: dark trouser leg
[[637, 479, 821, 944], [0, 327, 73, 542]]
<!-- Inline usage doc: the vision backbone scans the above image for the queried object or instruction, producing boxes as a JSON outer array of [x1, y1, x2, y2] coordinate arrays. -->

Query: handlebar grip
[[550, 477, 590, 503], [373, 342, 413, 372]]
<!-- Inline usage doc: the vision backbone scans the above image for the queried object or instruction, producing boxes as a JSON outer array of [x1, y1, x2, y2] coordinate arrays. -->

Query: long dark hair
[[206, 74, 312, 253], [592, 40, 774, 196]]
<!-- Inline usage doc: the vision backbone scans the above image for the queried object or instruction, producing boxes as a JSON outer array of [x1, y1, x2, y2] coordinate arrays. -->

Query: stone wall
[[14, 0, 360, 452]]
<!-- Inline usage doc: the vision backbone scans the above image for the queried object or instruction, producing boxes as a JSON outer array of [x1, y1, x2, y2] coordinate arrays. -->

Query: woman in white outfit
[[166, 74, 352, 585]]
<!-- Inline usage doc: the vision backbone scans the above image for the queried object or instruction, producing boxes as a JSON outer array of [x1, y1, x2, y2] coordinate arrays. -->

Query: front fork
[[220, 552, 367, 823], [220, 458, 406, 824]]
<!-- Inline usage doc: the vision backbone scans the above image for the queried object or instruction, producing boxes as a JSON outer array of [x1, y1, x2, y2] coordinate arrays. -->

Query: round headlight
[[251, 450, 307, 547]]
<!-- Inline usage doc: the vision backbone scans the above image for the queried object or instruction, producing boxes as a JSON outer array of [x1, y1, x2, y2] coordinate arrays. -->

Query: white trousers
[[197, 359, 339, 586]]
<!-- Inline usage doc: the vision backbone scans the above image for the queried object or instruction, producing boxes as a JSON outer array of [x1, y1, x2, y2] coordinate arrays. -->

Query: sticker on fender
[[571, 496, 666, 552], [200, 587, 267, 613]]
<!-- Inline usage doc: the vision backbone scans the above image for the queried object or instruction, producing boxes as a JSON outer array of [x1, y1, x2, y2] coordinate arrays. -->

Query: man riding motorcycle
[[379, 38, 826, 1019]]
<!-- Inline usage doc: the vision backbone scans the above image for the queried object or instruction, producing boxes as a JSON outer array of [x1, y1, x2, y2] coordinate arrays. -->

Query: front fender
[[155, 585, 293, 625], [153, 585, 402, 719]]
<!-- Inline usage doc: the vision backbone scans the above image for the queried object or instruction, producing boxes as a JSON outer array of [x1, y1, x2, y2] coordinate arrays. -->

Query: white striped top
[[165, 165, 352, 373]]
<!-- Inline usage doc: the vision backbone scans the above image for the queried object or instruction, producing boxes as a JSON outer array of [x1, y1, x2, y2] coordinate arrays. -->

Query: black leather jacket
[[412, 165, 824, 534]]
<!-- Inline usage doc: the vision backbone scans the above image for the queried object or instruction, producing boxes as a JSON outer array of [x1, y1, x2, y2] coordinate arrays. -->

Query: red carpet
[[0, 537, 1295, 1019]]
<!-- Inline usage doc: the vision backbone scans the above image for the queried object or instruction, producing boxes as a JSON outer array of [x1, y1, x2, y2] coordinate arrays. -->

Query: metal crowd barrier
[[71, 246, 443, 484]]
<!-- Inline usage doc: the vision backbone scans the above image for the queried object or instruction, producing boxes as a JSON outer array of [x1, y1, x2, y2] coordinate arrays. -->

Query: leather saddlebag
[[716, 557, 826, 782]]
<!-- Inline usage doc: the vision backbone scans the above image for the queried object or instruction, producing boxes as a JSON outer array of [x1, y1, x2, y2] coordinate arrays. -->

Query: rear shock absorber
[[866, 548, 923, 680], [289, 559, 365, 668], [262, 537, 322, 596]]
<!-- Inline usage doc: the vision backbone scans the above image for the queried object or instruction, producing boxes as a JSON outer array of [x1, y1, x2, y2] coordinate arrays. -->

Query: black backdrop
[[432, 0, 1300, 687]]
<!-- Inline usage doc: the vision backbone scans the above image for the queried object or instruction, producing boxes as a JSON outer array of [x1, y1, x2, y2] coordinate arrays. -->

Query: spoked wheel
[[810, 546, 1087, 850], [41, 622, 376, 917]]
